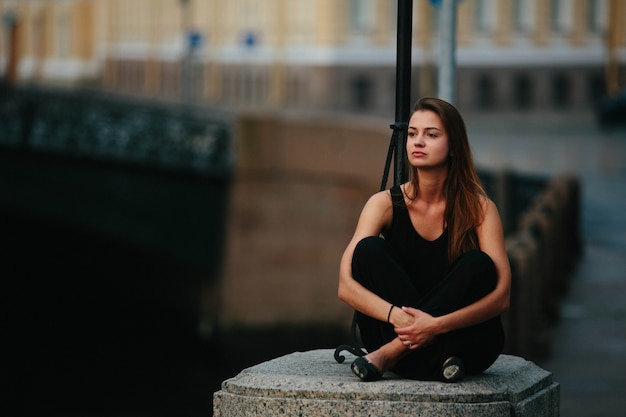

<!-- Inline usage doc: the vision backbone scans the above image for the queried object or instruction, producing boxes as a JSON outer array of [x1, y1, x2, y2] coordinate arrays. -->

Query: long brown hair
[[405, 97, 487, 263]]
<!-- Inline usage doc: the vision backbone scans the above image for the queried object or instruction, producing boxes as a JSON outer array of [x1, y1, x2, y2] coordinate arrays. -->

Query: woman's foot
[[350, 338, 408, 381], [351, 356, 383, 381], [441, 356, 465, 382]]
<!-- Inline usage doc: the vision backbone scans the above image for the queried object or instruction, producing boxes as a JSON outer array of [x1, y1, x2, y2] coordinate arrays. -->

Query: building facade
[[1, 0, 625, 114]]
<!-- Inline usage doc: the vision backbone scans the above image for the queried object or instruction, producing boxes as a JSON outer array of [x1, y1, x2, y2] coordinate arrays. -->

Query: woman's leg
[[351, 241, 503, 381], [393, 250, 504, 379], [419, 250, 499, 316], [350, 236, 420, 353], [350, 237, 421, 380]]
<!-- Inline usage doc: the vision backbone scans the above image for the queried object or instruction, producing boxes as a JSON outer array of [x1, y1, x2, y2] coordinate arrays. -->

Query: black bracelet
[[387, 304, 396, 323]]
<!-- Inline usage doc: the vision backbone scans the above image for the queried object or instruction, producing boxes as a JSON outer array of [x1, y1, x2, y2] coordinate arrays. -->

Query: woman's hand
[[394, 307, 439, 349]]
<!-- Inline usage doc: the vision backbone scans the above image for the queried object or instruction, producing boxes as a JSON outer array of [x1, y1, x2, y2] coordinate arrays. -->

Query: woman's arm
[[394, 198, 511, 347], [436, 198, 510, 330], [337, 190, 399, 323]]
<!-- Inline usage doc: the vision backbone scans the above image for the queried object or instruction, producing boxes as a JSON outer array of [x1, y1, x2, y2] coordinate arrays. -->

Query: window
[[512, 0, 525, 33], [587, 72, 605, 104], [513, 73, 532, 109], [352, 75, 372, 110], [350, 0, 374, 33], [286, 0, 315, 44], [550, 0, 562, 32], [551, 73, 570, 109], [474, 0, 487, 32], [56, 10, 70, 58], [587, 0, 599, 32], [476, 74, 495, 109]]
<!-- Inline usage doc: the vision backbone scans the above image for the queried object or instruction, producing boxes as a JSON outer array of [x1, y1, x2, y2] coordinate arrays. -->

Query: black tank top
[[382, 185, 449, 294]]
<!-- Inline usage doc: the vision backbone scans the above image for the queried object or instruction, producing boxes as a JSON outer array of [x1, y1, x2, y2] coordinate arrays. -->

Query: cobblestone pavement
[[466, 111, 626, 417]]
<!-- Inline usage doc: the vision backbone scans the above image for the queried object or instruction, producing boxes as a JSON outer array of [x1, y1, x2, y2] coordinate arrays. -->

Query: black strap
[[390, 184, 404, 206]]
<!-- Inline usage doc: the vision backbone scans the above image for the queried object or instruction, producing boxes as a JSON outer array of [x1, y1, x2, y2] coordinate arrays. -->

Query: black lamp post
[[336, 0, 414, 362], [180, 0, 192, 106], [380, 0, 413, 190]]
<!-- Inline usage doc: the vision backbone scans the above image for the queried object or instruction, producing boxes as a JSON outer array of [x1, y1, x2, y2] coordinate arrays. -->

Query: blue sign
[[188, 31, 203, 50], [243, 31, 257, 48]]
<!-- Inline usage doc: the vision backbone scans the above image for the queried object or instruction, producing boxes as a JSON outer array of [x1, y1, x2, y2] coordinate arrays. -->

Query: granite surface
[[213, 349, 559, 416]]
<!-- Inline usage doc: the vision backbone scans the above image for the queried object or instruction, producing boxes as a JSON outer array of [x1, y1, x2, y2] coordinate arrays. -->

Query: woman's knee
[[352, 237, 384, 282], [352, 236, 398, 285], [450, 249, 498, 292], [459, 249, 495, 273], [353, 236, 387, 260], [353, 237, 385, 270]]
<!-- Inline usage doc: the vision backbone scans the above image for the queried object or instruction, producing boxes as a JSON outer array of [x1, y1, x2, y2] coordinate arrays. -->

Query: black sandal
[[351, 357, 383, 382], [441, 356, 465, 383]]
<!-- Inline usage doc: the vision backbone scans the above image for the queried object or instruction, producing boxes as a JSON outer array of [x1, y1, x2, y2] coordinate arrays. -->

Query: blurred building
[[1, 0, 625, 114]]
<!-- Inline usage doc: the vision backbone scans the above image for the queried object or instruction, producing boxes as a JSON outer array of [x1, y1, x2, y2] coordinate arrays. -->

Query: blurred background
[[1, 0, 623, 114], [1, 1, 625, 416]]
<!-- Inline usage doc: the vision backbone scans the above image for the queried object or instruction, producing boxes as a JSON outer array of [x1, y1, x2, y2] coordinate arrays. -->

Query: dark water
[[0, 88, 348, 416], [1, 209, 347, 417]]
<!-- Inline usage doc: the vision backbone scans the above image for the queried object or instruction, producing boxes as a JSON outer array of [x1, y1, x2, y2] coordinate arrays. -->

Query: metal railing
[[0, 85, 233, 178]]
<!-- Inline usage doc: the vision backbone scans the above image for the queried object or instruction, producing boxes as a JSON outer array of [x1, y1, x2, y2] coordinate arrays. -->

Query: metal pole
[[180, 0, 192, 106], [393, 0, 413, 185], [340, 0, 415, 360], [438, 0, 457, 104]]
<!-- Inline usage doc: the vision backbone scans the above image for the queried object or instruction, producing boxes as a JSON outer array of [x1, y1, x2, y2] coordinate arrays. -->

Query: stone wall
[[217, 112, 391, 328]]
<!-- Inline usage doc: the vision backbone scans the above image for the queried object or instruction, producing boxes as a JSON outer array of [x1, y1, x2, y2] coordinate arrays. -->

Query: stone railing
[[504, 175, 582, 359]]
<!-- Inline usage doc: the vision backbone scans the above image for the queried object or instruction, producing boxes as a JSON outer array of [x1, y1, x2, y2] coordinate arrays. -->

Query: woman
[[338, 97, 510, 382]]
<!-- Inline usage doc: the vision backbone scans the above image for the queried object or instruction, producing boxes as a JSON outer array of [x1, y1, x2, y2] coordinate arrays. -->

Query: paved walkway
[[466, 111, 626, 417]]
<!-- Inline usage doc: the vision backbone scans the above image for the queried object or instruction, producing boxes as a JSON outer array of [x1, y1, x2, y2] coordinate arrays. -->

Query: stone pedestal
[[213, 349, 559, 417]]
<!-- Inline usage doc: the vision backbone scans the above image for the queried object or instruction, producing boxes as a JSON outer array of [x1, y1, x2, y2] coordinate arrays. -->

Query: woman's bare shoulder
[[370, 189, 392, 202], [358, 189, 393, 228], [479, 195, 498, 213]]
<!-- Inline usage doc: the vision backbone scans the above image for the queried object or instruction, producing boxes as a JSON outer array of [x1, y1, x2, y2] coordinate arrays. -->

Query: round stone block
[[214, 349, 559, 417]]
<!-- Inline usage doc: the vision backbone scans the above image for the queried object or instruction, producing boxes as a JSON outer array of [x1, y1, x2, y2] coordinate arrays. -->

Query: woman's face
[[406, 110, 451, 170]]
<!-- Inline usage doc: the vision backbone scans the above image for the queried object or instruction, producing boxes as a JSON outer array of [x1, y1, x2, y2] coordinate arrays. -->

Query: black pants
[[352, 236, 504, 380]]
